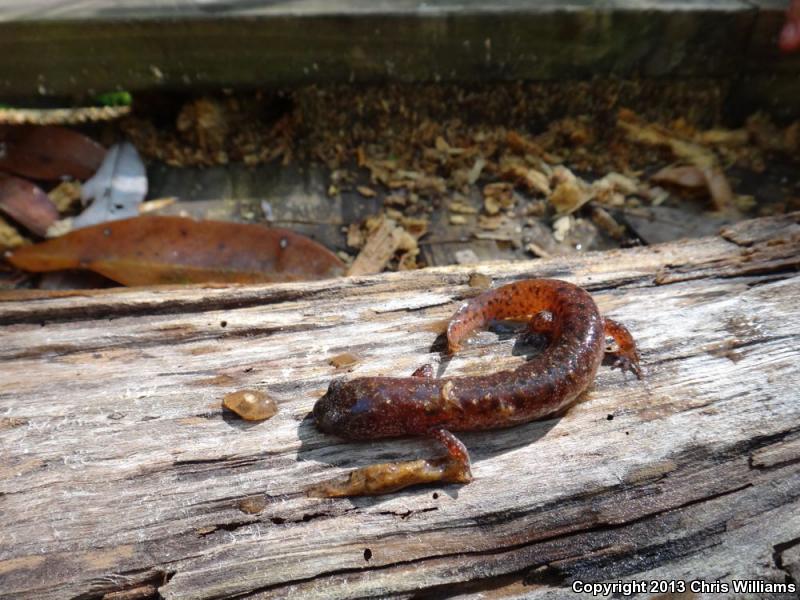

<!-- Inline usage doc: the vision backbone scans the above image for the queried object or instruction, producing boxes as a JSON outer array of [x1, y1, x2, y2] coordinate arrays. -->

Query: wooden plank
[[0, 212, 799, 599], [0, 0, 764, 98]]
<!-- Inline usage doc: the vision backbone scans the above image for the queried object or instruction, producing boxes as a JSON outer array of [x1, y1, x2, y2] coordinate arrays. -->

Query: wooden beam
[[0, 0, 774, 98]]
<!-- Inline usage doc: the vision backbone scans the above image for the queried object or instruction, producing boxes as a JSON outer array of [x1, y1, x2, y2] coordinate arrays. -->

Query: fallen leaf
[[0, 174, 59, 236], [73, 142, 147, 230], [0, 125, 106, 180], [7, 216, 346, 285]]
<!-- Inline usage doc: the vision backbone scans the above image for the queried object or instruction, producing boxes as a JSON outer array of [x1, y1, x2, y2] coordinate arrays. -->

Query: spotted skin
[[311, 279, 641, 496]]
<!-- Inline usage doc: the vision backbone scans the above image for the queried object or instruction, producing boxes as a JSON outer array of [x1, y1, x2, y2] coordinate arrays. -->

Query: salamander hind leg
[[306, 428, 472, 498], [603, 318, 643, 379], [430, 427, 473, 484]]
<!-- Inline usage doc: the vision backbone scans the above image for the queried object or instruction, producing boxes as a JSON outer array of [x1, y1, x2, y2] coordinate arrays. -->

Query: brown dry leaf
[[357, 186, 377, 198], [449, 214, 468, 225], [0, 125, 106, 180], [0, 175, 59, 236], [7, 216, 345, 285]]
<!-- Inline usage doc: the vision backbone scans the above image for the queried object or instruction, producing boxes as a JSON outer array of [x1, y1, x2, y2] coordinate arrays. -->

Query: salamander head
[[313, 378, 360, 435], [313, 377, 402, 439]]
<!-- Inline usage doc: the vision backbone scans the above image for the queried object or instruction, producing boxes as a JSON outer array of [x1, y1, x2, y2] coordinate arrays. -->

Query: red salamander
[[311, 279, 641, 496]]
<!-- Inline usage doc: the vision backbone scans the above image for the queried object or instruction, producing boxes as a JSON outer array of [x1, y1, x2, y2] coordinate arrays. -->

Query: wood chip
[[0, 105, 130, 125], [238, 496, 268, 515], [448, 200, 478, 214], [0, 215, 27, 249], [329, 352, 359, 369], [347, 216, 417, 276], [618, 109, 716, 169], [549, 167, 590, 214], [483, 182, 514, 215], [651, 165, 708, 191], [468, 273, 492, 289], [591, 205, 627, 240], [47, 181, 82, 213]]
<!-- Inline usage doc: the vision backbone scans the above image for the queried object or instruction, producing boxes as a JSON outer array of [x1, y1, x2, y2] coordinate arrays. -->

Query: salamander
[[311, 278, 641, 497]]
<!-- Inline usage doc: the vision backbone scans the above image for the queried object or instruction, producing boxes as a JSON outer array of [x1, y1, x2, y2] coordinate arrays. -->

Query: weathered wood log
[[1, 212, 799, 599]]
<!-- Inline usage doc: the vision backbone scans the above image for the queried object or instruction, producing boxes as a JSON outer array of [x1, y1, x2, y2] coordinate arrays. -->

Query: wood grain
[[1, 212, 799, 599], [0, 1, 779, 98]]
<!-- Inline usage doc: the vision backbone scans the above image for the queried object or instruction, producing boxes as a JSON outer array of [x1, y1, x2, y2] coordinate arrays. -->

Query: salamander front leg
[[603, 318, 642, 379], [411, 364, 434, 378]]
